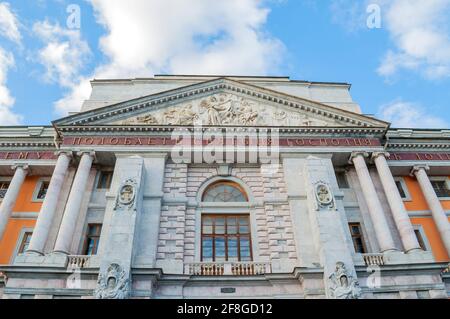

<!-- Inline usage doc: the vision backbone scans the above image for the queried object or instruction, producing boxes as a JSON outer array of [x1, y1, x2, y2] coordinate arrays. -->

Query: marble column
[[372, 152, 421, 253], [411, 165, 450, 255], [27, 152, 72, 255], [350, 152, 396, 252], [53, 151, 94, 254], [0, 164, 28, 241]]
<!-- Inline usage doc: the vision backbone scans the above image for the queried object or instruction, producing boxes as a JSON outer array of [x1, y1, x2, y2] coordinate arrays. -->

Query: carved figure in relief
[[200, 95, 233, 125], [328, 262, 361, 299], [136, 114, 158, 124], [94, 263, 129, 299]]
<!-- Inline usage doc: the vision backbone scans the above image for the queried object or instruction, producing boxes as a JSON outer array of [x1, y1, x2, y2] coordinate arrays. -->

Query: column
[[53, 151, 94, 254], [0, 164, 28, 241], [26, 152, 72, 255], [350, 152, 396, 252], [411, 165, 450, 255], [372, 152, 422, 253]]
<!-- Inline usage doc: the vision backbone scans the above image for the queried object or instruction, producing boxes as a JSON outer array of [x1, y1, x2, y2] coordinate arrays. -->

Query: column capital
[[56, 150, 73, 158], [371, 151, 390, 161], [11, 163, 29, 172], [348, 151, 369, 164], [76, 150, 96, 163], [410, 165, 430, 177]]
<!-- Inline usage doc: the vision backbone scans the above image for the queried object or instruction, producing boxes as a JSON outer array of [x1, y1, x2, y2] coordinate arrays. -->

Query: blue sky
[[0, 0, 449, 128]]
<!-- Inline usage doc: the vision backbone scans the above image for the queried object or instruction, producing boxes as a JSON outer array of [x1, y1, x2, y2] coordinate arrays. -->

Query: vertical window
[[36, 181, 50, 200], [97, 171, 113, 189], [414, 229, 427, 251], [201, 215, 252, 262], [18, 232, 33, 254], [430, 180, 450, 198], [336, 172, 349, 189], [83, 224, 102, 255], [395, 180, 407, 199], [0, 181, 10, 199], [349, 223, 367, 254]]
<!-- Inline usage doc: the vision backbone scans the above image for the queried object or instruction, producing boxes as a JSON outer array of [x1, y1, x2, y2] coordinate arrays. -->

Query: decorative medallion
[[314, 181, 335, 210], [94, 263, 130, 299], [115, 178, 138, 210], [328, 262, 361, 299]]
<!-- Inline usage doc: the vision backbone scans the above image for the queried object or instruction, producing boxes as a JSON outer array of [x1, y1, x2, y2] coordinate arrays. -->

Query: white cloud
[[0, 47, 22, 125], [377, 100, 448, 128], [54, 0, 285, 115], [0, 2, 22, 125], [0, 2, 21, 44], [33, 20, 91, 88], [377, 0, 450, 79]]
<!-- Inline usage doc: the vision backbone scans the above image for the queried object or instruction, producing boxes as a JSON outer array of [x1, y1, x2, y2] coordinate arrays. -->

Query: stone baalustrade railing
[[185, 262, 272, 276], [67, 255, 91, 269], [362, 253, 385, 266]]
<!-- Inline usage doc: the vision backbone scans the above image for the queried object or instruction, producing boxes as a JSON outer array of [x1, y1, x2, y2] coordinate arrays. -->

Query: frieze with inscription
[[0, 151, 57, 160], [63, 136, 380, 147], [387, 153, 450, 161]]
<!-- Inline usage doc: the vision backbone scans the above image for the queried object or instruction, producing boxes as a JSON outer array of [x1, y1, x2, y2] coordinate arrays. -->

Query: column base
[[381, 248, 399, 254], [51, 250, 70, 255], [405, 248, 423, 254], [24, 250, 44, 256]]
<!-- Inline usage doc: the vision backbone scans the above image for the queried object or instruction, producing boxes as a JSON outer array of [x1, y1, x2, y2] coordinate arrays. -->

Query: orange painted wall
[[403, 176, 450, 262], [0, 176, 45, 264]]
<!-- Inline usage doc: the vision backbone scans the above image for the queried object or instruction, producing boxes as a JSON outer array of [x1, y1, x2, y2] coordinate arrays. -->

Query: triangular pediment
[[54, 78, 389, 128]]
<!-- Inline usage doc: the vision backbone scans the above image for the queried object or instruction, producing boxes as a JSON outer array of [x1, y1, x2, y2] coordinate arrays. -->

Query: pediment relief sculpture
[[114, 93, 334, 127]]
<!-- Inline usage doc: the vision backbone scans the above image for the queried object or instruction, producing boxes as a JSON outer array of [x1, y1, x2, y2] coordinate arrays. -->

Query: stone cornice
[[56, 125, 387, 136], [53, 78, 389, 128]]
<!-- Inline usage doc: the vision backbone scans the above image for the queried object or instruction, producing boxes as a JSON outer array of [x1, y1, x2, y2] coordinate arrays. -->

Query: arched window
[[202, 181, 248, 203]]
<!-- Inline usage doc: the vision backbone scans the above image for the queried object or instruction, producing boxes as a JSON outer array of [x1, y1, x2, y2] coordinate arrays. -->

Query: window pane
[[240, 237, 251, 260], [37, 181, 49, 200], [202, 217, 213, 234], [227, 217, 237, 234], [415, 229, 427, 251], [336, 172, 349, 189], [215, 237, 226, 261], [0, 182, 10, 198], [395, 181, 407, 199], [228, 237, 238, 261], [19, 233, 32, 254], [354, 238, 365, 253], [431, 181, 450, 198], [202, 237, 213, 261], [215, 217, 225, 235], [351, 225, 360, 235]]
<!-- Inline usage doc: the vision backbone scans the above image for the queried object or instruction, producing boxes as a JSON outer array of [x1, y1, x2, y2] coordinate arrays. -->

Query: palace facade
[[0, 75, 449, 299]]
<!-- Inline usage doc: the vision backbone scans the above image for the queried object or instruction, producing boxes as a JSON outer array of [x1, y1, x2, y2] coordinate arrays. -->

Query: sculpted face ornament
[[314, 182, 335, 210], [115, 178, 137, 210], [328, 262, 361, 299], [94, 263, 130, 299]]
